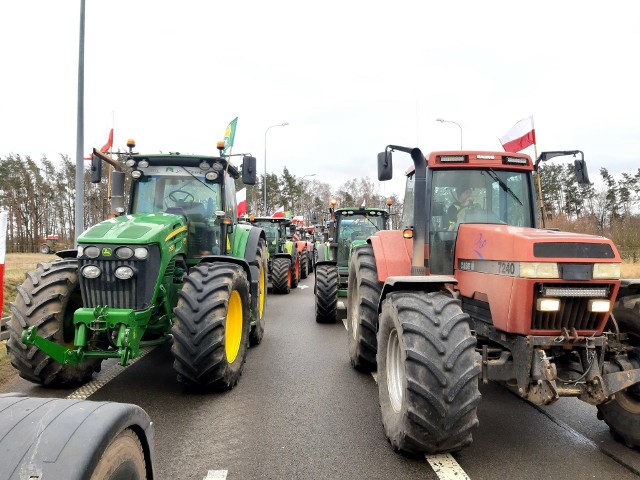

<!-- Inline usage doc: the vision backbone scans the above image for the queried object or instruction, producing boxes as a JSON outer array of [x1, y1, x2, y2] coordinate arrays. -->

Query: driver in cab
[[447, 186, 480, 230]]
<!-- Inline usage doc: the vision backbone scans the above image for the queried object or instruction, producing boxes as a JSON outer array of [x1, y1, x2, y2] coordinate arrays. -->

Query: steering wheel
[[165, 189, 195, 208]]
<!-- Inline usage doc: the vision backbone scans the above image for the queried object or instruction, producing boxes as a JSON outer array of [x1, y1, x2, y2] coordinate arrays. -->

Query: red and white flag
[[0, 211, 7, 309], [84, 128, 114, 160], [236, 188, 247, 217], [499, 116, 536, 153], [272, 206, 285, 218]]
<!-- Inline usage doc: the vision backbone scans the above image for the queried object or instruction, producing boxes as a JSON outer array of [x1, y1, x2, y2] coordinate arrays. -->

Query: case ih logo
[[102, 248, 112, 257]]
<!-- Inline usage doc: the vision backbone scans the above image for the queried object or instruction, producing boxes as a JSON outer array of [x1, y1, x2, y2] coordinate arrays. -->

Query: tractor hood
[[79, 212, 187, 244], [455, 224, 620, 263]]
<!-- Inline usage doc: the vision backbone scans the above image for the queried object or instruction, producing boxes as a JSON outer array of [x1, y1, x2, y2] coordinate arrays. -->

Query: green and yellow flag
[[223, 117, 238, 154]]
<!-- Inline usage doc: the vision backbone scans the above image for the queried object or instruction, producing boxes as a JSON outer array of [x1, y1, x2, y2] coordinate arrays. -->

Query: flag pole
[[532, 141, 547, 227], [107, 112, 114, 217]]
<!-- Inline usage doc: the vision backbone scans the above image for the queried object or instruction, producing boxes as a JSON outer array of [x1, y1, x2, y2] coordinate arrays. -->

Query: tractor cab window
[[428, 169, 534, 274], [254, 221, 280, 255], [131, 168, 223, 256], [335, 213, 385, 267]]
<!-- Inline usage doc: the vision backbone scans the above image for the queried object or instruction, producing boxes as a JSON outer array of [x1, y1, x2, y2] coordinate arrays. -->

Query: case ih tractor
[[315, 205, 389, 323], [250, 217, 301, 294], [347, 145, 640, 455], [7, 141, 268, 391], [292, 223, 314, 279]]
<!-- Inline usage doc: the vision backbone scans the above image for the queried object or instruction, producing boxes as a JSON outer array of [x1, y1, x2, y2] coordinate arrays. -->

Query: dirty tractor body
[[314, 207, 389, 323], [8, 148, 268, 391], [250, 217, 301, 294], [347, 146, 640, 454]]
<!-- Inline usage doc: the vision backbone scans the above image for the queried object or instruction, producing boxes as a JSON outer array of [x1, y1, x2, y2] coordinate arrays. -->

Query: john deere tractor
[[250, 217, 301, 294], [346, 146, 640, 455], [7, 141, 268, 391], [314, 205, 389, 323]]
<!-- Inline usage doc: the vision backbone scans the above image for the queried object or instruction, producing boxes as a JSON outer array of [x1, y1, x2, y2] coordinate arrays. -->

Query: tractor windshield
[[131, 168, 223, 256], [253, 221, 281, 255], [426, 168, 535, 274], [335, 213, 386, 267]]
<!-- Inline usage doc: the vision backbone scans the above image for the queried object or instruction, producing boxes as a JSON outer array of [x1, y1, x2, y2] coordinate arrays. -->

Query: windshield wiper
[[484, 169, 523, 206], [180, 166, 219, 195], [364, 216, 381, 231]]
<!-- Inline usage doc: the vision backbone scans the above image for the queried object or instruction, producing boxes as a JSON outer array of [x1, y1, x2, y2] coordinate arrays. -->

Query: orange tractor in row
[[347, 146, 640, 454]]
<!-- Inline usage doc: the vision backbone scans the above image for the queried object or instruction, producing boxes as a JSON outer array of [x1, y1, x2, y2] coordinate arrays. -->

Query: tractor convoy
[[345, 146, 640, 455], [5, 138, 640, 476]]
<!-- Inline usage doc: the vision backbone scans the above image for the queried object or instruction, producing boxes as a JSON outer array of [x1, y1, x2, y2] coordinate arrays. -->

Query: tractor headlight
[[125, 159, 136, 168], [84, 246, 100, 259], [593, 263, 620, 279], [205, 171, 218, 181], [82, 265, 101, 278], [115, 246, 134, 259], [77, 246, 84, 257], [588, 299, 611, 312], [536, 298, 560, 312], [134, 247, 149, 259], [131, 170, 143, 180], [519, 262, 559, 279], [137, 159, 149, 168], [115, 266, 134, 280]]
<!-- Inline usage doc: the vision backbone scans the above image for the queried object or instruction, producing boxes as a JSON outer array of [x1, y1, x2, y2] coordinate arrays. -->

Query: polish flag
[[499, 116, 536, 153], [0, 211, 7, 309], [272, 206, 285, 218], [100, 128, 114, 153], [236, 188, 247, 217]]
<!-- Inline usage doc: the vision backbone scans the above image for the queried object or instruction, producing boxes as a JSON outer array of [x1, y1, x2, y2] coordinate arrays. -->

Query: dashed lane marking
[[66, 345, 157, 400], [204, 470, 228, 480], [299, 285, 309, 289]]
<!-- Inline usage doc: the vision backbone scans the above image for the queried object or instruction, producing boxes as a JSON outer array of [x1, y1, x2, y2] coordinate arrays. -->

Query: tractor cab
[[250, 217, 292, 258], [334, 209, 388, 271]]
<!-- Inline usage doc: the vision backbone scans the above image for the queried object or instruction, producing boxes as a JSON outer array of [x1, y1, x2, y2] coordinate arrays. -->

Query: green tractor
[[314, 206, 389, 323], [250, 217, 301, 294], [7, 141, 268, 391]]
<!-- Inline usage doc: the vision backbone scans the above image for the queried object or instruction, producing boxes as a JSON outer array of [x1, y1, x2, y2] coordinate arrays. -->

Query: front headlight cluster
[[518, 262, 620, 280], [78, 245, 149, 280]]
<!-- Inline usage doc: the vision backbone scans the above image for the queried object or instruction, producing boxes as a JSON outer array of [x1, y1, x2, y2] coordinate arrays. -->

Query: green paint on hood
[[79, 212, 186, 244]]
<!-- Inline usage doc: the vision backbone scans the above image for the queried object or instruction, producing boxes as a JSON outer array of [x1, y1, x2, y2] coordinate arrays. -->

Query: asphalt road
[[3, 273, 640, 479]]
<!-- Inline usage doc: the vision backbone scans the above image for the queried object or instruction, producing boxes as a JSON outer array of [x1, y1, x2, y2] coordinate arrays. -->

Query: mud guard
[[0, 393, 154, 479], [378, 275, 458, 314], [617, 279, 640, 300]]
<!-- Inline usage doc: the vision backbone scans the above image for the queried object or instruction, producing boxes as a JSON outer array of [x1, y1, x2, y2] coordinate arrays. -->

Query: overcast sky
[[1, 1, 638, 198]]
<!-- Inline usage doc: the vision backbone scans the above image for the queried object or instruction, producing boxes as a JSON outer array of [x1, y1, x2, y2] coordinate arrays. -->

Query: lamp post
[[264, 122, 289, 214], [436, 118, 463, 150]]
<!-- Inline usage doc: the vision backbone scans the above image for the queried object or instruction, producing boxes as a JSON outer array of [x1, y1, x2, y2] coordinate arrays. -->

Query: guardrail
[[1, 316, 9, 341]]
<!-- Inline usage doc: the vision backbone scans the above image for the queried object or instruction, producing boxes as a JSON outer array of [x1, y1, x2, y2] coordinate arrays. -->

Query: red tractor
[[347, 146, 640, 455]]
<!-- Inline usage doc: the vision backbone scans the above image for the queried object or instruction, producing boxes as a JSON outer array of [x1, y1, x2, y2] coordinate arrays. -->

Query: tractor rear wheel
[[171, 262, 250, 390], [301, 253, 309, 279], [347, 245, 381, 372], [291, 254, 300, 288], [249, 239, 268, 346], [598, 296, 640, 447], [315, 264, 338, 323], [271, 257, 292, 294], [90, 428, 147, 480], [377, 291, 480, 454], [6, 259, 102, 387], [307, 251, 314, 274]]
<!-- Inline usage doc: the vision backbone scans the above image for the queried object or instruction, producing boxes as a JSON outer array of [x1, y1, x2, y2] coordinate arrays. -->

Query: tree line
[[0, 154, 401, 252]]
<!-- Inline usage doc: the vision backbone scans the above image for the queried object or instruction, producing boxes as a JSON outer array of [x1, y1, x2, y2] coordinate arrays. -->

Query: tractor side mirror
[[242, 156, 257, 185], [91, 154, 102, 183], [574, 159, 590, 184], [378, 151, 393, 181]]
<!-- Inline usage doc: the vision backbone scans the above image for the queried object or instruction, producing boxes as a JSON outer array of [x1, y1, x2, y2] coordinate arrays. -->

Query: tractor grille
[[79, 244, 160, 311], [531, 283, 610, 331]]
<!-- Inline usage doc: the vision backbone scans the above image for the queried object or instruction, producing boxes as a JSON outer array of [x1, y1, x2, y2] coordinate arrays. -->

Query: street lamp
[[436, 118, 463, 149], [264, 122, 289, 214]]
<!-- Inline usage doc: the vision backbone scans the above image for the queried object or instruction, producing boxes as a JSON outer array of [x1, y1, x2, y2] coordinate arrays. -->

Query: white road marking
[[299, 285, 309, 289], [65, 345, 157, 400], [203, 470, 228, 480], [426, 454, 470, 479], [338, 301, 345, 309]]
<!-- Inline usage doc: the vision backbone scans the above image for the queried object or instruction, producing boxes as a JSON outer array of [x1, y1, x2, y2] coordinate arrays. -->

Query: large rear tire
[[291, 253, 300, 289], [598, 297, 640, 447], [90, 428, 147, 480], [271, 257, 292, 294], [171, 262, 250, 390], [300, 252, 309, 279], [347, 245, 381, 372], [315, 264, 338, 323], [249, 239, 268, 346], [377, 291, 480, 454], [6, 259, 102, 387]]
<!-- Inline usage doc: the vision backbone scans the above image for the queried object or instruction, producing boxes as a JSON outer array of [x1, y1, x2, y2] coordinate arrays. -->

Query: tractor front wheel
[[271, 257, 292, 294], [171, 263, 250, 390], [249, 239, 268, 346], [6, 259, 102, 387], [315, 264, 338, 323], [598, 297, 640, 447], [347, 245, 381, 372], [300, 253, 309, 279], [377, 291, 480, 454]]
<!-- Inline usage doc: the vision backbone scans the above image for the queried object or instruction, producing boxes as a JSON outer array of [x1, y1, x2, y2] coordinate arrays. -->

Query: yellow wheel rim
[[225, 290, 243, 363], [259, 263, 266, 319]]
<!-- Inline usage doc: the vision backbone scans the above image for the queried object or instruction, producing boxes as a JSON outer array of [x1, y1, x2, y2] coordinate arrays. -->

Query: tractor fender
[[199, 255, 252, 281], [369, 231, 414, 283], [315, 259, 337, 269], [617, 279, 640, 300], [56, 248, 79, 259], [378, 275, 458, 315], [0, 392, 154, 480], [243, 227, 267, 267], [273, 252, 294, 266]]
